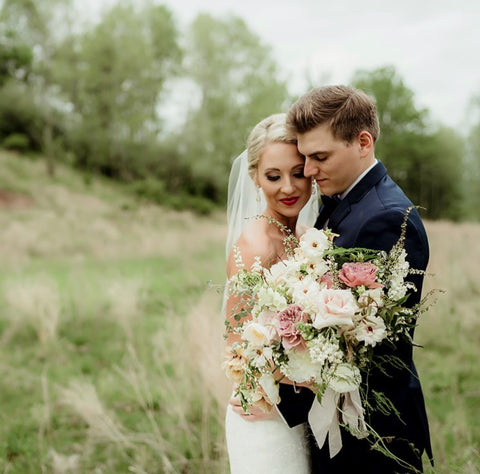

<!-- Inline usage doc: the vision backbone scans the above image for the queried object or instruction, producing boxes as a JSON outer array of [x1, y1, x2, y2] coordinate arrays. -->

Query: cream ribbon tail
[[307, 387, 368, 458]]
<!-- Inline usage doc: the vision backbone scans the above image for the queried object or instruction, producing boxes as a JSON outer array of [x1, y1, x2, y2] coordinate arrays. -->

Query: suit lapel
[[327, 199, 350, 230], [328, 161, 388, 230]]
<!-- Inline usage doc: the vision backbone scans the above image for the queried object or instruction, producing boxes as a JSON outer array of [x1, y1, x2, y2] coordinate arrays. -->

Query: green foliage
[[178, 13, 290, 202], [128, 178, 216, 214], [59, 2, 181, 177], [352, 66, 465, 220], [1, 132, 29, 151], [0, 81, 43, 150], [0, 1, 476, 219], [0, 27, 33, 86]]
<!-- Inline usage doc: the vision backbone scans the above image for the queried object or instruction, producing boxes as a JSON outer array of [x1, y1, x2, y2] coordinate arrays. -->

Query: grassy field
[[0, 150, 479, 473]]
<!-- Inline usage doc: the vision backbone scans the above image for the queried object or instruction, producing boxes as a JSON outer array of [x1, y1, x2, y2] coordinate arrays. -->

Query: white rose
[[328, 363, 361, 393], [259, 373, 280, 404], [313, 289, 359, 329], [257, 310, 279, 341], [264, 261, 288, 285], [257, 287, 288, 311], [282, 349, 323, 383], [242, 322, 271, 348]]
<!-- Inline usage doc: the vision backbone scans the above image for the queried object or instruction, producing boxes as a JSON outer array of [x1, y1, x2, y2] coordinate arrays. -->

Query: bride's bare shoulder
[[227, 221, 273, 277]]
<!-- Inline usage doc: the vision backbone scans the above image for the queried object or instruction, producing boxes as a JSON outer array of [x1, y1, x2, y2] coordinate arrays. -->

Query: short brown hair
[[286, 85, 380, 143]]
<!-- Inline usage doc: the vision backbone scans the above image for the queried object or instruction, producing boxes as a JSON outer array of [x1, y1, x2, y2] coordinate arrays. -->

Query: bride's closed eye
[[266, 175, 280, 181]]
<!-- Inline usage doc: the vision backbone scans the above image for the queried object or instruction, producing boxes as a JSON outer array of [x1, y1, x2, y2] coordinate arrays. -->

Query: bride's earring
[[311, 179, 318, 202], [256, 186, 261, 204]]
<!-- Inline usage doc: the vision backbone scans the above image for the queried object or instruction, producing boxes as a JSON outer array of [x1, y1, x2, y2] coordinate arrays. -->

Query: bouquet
[[223, 212, 432, 457]]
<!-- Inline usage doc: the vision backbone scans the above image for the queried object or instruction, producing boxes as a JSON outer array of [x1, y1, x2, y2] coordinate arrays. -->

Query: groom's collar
[[316, 161, 387, 230], [339, 160, 387, 205]]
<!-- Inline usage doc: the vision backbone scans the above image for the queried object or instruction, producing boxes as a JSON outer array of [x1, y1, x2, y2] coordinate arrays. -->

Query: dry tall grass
[[0, 151, 478, 472], [415, 220, 480, 473], [2, 276, 61, 345]]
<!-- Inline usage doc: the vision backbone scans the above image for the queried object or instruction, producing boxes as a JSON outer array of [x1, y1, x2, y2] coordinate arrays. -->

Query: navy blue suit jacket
[[277, 161, 433, 473]]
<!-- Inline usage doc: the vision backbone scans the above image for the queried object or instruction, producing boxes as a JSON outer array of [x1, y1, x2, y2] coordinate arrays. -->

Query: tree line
[[0, 0, 478, 219]]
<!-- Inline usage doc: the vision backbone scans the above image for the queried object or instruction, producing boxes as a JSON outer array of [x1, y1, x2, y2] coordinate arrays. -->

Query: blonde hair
[[286, 85, 380, 143], [246, 113, 296, 180]]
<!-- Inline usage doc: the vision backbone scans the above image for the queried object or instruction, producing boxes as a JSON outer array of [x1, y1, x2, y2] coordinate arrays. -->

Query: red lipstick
[[280, 197, 299, 206]]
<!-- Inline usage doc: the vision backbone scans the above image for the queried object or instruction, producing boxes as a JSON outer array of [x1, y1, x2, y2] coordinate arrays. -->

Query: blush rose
[[276, 304, 308, 351], [313, 289, 359, 329], [338, 262, 383, 289]]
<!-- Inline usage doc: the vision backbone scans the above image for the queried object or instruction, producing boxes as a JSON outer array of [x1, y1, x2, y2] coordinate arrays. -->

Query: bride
[[224, 113, 318, 473]]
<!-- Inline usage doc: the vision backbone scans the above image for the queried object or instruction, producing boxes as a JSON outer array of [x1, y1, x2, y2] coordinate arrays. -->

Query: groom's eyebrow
[[306, 151, 330, 160]]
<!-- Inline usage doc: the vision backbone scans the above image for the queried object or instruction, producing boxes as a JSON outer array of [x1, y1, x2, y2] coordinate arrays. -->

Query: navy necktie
[[321, 195, 341, 218], [316, 194, 341, 229]]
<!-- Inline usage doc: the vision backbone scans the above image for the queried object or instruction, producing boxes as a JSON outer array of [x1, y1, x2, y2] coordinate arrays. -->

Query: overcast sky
[[86, 0, 480, 131]]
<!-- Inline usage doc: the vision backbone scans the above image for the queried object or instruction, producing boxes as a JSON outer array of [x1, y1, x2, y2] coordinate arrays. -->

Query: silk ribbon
[[308, 387, 368, 458]]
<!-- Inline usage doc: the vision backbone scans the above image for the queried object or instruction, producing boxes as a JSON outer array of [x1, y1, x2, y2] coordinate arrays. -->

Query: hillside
[[0, 150, 478, 473], [0, 150, 227, 264], [0, 150, 230, 472]]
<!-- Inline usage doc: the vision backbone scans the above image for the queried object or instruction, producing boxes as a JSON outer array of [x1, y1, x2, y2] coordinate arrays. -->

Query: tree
[[0, 28, 32, 86], [56, 1, 181, 178], [352, 66, 464, 219], [178, 13, 289, 201], [0, 0, 76, 174]]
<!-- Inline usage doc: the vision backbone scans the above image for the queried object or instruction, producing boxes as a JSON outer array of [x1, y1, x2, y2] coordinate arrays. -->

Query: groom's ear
[[358, 131, 374, 156]]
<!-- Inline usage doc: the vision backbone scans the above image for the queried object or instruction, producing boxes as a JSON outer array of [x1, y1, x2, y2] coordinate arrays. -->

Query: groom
[[276, 85, 433, 473]]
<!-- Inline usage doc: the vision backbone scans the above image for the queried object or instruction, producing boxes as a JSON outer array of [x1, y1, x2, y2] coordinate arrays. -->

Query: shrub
[[128, 178, 216, 214], [2, 133, 30, 151]]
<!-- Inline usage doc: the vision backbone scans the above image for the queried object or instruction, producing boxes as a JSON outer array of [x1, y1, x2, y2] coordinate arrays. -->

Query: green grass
[[0, 150, 478, 473]]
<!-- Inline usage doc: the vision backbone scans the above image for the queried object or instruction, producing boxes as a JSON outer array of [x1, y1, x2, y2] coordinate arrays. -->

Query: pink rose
[[338, 262, 383, 289], [319, 272, 333, 289], [313, 289, 358, 329], [276, 304, 308, 351]]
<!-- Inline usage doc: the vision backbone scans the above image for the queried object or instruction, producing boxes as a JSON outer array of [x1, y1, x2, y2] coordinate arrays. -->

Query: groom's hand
[[229, 395, 278, 421]]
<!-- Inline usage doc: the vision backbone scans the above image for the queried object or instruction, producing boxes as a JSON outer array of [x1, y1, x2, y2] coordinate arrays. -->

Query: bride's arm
[[225, 236, 287, 421], [224, 240, 260, 346], [224, 230, 275, 345]]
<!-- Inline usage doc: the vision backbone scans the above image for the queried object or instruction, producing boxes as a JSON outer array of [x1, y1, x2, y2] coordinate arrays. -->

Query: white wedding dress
[[224, 149, 318, 473], [225, 404, 310, 473]]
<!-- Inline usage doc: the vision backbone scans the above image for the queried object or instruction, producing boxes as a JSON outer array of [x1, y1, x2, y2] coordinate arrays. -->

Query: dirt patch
[[0, 190, 35, 210]]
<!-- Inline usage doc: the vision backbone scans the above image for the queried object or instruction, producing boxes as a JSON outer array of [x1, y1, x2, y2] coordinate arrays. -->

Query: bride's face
[[256, 142, 312, 220]]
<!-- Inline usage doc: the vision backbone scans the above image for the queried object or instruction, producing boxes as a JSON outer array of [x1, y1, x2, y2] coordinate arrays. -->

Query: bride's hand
[[294, 380, 316, 391], [229, 395, 278, 422]]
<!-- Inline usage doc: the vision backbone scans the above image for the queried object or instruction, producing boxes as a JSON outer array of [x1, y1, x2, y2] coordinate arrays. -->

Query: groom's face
[[297, 123, 366, 197]]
